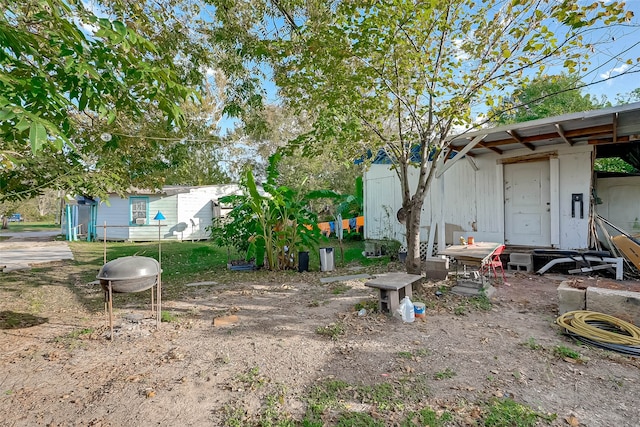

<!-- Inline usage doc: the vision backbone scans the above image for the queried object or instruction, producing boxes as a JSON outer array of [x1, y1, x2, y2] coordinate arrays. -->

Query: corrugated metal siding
[[365, 165, 433, 244], [474, 157, 502, 233], [443, 160, 477, 242], [364, 168, 403, 242]]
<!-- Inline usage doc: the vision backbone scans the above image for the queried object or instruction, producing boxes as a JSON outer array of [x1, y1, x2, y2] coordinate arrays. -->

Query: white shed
[[364, 103, 640, 254]]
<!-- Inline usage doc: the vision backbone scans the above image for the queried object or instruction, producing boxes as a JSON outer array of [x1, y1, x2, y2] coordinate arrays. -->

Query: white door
[[504, 161, 551, 246]]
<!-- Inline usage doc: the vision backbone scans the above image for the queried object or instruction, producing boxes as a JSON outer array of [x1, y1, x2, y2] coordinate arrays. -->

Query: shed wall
[[595, 175, 640, 235], [364, 144, 594, 250]]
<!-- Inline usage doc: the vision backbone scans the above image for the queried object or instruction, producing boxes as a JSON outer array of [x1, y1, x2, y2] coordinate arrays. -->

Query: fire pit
[[97, 256, 160, 293], [97, 256, 161, 339]]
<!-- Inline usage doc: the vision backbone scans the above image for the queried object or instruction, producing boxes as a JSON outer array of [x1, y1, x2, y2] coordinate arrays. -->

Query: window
[[130, 197, 149, 225]]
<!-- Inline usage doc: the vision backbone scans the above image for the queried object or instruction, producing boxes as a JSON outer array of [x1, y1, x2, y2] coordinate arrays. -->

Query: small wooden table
[[439, 242, 503, 293], [439, 242, 502, 268], [365, 273, 423, 314]]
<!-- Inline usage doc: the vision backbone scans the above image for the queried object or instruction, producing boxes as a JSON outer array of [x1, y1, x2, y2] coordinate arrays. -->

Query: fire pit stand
[[97, 256, 161, 339]]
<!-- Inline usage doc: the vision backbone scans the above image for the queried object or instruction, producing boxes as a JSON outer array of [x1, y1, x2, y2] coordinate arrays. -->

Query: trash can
[[298, 251, 309, 272], [319, 247, 335, 272]]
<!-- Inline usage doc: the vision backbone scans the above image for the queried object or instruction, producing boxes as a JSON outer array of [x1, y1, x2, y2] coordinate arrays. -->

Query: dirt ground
[[1, 240, 639, 426]]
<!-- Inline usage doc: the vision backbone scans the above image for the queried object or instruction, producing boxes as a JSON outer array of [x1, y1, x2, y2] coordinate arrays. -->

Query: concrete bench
[[365, 273, 423, 314]]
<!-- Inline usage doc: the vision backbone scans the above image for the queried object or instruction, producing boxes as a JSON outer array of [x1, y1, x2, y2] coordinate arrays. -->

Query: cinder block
[[557, 281, 586, 314], [423, 257, 449, 280], [586, 287, 640, 326], [364, 241, 382, 257], [507, 253, 533, 272]]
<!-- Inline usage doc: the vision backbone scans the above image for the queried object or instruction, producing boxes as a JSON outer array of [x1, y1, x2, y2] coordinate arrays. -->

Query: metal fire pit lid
[[96, 256, 160, 281]]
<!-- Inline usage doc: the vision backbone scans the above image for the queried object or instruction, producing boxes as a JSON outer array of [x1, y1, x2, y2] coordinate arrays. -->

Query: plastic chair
[[480, 244, 506, 282]]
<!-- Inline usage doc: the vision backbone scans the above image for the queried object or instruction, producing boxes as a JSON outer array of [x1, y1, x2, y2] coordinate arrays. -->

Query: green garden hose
[[556, 310, 640, 346]]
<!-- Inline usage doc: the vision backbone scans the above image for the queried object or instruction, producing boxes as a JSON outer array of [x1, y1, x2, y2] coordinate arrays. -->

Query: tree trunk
[[404, 201, 424, 275]]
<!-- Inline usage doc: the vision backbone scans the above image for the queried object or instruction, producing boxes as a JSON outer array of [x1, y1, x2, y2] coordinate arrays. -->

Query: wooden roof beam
[[613, 112, 618, 143], [481, 124, 614, 148], [555, 123, 574, 146], [506, 130, 535, 151], [588, 135, 635, 145], [479, 143, 503, 154], [443, 147, 454, 163], [436, 134, 486, 178]]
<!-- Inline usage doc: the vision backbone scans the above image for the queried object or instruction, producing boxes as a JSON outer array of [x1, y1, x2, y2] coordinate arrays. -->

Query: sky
[[217, 1, 640, 134], [575, 0, 640, 103], [78, 0, 640, 134]]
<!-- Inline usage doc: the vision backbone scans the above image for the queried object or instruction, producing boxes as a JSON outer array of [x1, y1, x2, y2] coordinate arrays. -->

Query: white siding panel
[[475, 157, 502, 234], [443, 159, 477, 242], [364, 172, 404, 242], [596, 175, 640, 235], [177, 189, 213, 241], [176, 185, 245, 241], [557, 148, 592, 249]]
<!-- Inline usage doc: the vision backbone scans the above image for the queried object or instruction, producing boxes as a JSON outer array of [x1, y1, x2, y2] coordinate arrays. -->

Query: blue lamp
[[153, 211, 166, 220]]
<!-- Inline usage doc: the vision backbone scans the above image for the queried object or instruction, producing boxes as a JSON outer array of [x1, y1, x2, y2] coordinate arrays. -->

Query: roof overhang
[[444, 102, 640, 160]]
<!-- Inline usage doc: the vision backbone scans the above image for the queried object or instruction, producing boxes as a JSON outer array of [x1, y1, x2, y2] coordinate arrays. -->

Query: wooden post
[[103, 221, 107, 265], [108, 282, 113, 340]]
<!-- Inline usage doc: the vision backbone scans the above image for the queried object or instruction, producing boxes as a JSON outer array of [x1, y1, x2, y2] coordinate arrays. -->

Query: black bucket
[[298, 251, 309, 272]]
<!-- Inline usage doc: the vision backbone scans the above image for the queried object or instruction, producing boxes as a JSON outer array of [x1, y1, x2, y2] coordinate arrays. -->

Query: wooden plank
[[439, 242, 501, 265]]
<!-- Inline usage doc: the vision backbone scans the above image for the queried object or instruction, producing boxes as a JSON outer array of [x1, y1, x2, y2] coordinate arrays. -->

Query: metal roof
[[445, 102, 640, 158]]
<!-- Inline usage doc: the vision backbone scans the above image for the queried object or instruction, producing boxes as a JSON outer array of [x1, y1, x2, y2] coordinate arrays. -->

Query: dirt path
[[1, 258, 639, 426]]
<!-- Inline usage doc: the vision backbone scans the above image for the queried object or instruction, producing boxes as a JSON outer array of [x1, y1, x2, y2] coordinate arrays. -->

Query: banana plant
[[216, 154, 325, 270]]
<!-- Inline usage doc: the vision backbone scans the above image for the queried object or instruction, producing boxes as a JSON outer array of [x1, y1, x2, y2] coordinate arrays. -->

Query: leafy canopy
[[0, 0, 194, 154], [489, 74, 607, 124], [210, 0, 633, 273], [0, 0, 235, 201]]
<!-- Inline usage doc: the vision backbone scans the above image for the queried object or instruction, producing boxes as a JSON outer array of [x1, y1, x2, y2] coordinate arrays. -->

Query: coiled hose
[[556, 310, 640, 356]]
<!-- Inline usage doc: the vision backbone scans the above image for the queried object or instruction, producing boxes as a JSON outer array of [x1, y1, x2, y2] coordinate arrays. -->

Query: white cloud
[[80, 21, 99, 35], [600, 63, 630, 81], [452, 39, 470, 61]]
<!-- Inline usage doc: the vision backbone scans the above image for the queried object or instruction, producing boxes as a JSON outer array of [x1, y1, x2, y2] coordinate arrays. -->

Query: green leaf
[[113, 21, 127, 37], [15, 118, 30, 132], [29, 122, 47, 152], [0, 109, 15, 121]]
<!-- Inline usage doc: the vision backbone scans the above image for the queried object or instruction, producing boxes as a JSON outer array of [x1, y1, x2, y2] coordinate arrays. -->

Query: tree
[[0, 0, 197, 149], [223, 103, 361, 201], [615, 88, 640, 105], [0, 0, 219, 200], [594, 158, 636, 173], [489, 74, 606, 124], [211, 0, 634, 273]]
